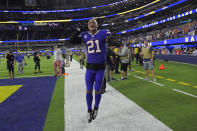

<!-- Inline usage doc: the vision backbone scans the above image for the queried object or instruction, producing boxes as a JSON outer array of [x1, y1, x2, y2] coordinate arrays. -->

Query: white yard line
[[64, 60, 171, 131], [172, 89, 197, 98], [133, 75, 165, 86]]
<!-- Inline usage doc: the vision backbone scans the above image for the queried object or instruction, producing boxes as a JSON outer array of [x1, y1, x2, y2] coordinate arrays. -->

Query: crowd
[[120, 20, 197, 45], [155, 47, 197, 56]]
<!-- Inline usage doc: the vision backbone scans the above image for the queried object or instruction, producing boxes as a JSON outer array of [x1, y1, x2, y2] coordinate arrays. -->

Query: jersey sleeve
[[106, 30, 111, 37]]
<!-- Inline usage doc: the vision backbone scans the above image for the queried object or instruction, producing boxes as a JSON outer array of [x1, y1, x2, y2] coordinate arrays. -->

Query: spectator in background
[[65, 49, 70, 67], [79, 50, 86, 69], [34, 50, 42, 73], [193, 48, 197, 56], [116, 43, 130, 80], [6, 51, 15, 79], [138, 47, 144, 66], [128, 46, 133, 72], [53, 45, 62, 77], [106, 45, 115, 82], [15, 50, 26, 75], [134, 47, 140, 64], [70, 51, 73, 62], [61, 54, 66, 74], [114, 46, 120, 74], [141, 41, 157, 82]]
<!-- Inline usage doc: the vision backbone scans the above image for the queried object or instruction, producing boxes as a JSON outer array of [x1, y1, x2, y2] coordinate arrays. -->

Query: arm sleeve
[[106, 30, 111, 37], [117, 48, 127, 56], [69, 30, 82, 45]]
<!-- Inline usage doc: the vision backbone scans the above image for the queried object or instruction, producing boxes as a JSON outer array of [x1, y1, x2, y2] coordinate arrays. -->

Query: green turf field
[[44, 76, 64, 131], [1, 54, 197, 131], [74, 55, 197, 131], [0, 56, 54, 78], [109, 60, 197, 131], [0, 56, 64, 131]]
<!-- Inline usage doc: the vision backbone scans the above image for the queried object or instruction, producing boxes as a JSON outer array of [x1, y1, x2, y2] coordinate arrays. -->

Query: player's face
[[88, 19, 98, 32]]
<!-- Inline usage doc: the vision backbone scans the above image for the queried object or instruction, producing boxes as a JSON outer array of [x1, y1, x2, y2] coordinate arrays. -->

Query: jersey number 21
[[87, 40, 101, 54]]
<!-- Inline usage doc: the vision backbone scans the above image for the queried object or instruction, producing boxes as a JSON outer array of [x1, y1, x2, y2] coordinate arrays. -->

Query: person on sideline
[[15, 50, 26, 75], [141, 41, 157, 81], [116, 43, 130, 80], [6, 51, 15, 79], [53, 46, 62, 77], [33, 50, 42, 73]]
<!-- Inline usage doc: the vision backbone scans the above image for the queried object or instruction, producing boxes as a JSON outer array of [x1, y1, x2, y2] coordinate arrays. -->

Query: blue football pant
[[85, 69, 105, 111]]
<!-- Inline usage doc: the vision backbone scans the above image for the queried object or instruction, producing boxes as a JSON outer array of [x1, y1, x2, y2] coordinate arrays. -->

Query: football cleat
[[87, 110, 93, 123], [145, 77, 149, 81], [92, 109, 98, 120], [153, 77, 157, 82]]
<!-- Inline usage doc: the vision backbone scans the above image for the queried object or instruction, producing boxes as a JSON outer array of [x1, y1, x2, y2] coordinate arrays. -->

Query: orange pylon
[[63, 73, 69, 76], [160, 64, 165, 70]]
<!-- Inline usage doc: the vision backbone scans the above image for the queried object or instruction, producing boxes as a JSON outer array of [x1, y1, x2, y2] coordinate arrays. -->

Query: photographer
[[34, 50, 42, 73], [6, 51, 15, 79]]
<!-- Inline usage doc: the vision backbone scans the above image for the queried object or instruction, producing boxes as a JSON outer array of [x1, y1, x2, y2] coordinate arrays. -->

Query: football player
[[70, 19, 111, 123]]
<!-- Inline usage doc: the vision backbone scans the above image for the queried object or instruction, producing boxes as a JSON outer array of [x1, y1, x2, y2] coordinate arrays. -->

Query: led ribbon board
[[102, 0, 187, 26], [127, 0, 187, 22], [131, 36, 197, 47], [0, 0, 129, 13], [0, 38, 69, 43], [117, 8, 197, 34], [0, 0, 161, 24]]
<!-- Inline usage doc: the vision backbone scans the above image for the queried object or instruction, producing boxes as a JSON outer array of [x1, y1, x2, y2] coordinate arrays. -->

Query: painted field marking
[[166, 78, 176, 82], [133, 75, 164, 87], [156, 75, 164, 79], [0, 68, 51, 73], [178, 82, 190, 86], [193, 86, 197, 88], [0, 75, 54, 79], [134, 70, 194, 87], [135, 70, 145, 74], [0, 85, 23, 103], [172, 89, 197, 98]]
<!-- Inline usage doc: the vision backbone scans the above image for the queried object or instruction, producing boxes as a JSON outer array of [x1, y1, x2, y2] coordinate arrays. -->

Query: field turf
[[110, 60, 197, 131], [1, 54, 197, 131], [0, 56, 64, 131], [74, 55, 197, 131], [0, 56, 53, 78]]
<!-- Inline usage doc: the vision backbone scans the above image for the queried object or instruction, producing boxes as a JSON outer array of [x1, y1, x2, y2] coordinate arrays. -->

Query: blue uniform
[[15, 54, 24, 62], [80, 29, 111, 111], [80, 29, 111, 64]]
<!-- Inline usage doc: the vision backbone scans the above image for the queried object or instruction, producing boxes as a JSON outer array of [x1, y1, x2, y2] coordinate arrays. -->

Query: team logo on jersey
[[84, 35, 87, 39]]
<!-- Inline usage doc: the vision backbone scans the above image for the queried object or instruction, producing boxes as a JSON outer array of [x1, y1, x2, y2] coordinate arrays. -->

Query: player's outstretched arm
[[69, 29, 82, 45]]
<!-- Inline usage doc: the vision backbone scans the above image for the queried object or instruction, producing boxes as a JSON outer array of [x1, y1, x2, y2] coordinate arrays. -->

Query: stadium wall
[[155, 54, 197, 65]]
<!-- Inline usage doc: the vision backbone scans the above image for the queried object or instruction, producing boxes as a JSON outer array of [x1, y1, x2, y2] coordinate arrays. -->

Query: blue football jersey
[[80, 29, 111, 64]]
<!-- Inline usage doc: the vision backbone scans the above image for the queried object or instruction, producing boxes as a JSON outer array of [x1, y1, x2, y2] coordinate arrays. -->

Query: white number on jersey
[[87, 40, 101, 54]]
